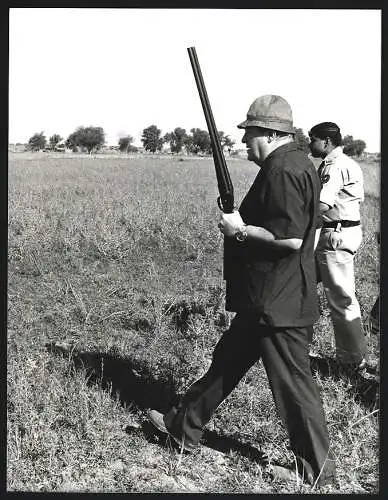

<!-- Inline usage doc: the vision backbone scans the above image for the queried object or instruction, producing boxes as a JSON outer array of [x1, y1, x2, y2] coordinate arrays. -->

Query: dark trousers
[[164, 314, 336, 484]]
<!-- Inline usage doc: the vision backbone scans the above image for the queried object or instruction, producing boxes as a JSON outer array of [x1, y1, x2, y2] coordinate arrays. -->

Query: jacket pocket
[[245, 261, 274, 309]]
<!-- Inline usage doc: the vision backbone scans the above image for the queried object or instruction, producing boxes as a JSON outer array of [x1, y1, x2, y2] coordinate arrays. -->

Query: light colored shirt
[[318, 146, 364, 222]]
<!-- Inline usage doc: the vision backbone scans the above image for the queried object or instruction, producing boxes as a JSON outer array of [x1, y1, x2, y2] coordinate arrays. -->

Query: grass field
[[7, 152, 380, 493]]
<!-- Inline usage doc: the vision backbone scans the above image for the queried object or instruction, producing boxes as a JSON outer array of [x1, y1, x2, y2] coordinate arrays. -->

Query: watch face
[[235, 230, 247, 242]]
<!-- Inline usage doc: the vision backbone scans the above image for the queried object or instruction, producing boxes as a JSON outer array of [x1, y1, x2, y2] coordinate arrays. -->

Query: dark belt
[[323, 220, 360, 228]]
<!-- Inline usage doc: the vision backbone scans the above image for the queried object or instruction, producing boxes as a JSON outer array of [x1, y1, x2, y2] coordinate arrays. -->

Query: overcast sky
[[9, 8, 381, 152]]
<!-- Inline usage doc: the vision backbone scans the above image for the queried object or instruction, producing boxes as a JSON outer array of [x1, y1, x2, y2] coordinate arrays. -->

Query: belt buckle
[[335, 222, 341, 232]]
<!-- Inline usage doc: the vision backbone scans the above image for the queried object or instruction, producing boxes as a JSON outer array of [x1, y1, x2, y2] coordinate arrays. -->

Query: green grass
[[7, 153, 380, 493]]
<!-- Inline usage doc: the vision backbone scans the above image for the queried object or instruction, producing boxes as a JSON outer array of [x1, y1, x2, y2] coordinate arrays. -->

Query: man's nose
[[242, 133, 247, 143]]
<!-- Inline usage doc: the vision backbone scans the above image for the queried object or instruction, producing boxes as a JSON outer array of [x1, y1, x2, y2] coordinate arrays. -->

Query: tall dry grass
[[7, 153, 380, 493]]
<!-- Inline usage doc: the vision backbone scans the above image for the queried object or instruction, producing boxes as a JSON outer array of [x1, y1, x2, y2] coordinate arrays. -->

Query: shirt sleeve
[[319, 162, 342, 208], [263, 168, 307, 240]]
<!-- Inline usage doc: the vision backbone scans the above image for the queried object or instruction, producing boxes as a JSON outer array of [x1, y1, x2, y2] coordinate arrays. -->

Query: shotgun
[[187, 47, 234, 213]]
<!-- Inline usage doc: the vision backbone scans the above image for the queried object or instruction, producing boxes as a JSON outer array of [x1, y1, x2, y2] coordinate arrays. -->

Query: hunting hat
[[237, 95, 295, 134]]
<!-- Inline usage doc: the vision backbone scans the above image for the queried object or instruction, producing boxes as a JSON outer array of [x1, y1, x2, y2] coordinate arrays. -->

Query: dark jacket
[[224, 142, 321, 327]]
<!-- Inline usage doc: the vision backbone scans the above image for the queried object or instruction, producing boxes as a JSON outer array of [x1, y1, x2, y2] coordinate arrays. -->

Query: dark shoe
[[147, 409, 169, 433], [146, 409, 198, 453]]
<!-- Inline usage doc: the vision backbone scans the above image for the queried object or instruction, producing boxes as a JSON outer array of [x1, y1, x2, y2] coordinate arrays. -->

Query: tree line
[[25, 126, 236, 155], [25, 125, 367, 157]]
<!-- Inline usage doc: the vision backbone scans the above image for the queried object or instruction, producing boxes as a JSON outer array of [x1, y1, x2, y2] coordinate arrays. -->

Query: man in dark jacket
[[147, 95, 335, 486]]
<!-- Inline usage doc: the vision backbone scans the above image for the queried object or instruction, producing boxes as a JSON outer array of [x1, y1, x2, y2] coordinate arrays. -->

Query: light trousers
[[315, 226, 367, 364]]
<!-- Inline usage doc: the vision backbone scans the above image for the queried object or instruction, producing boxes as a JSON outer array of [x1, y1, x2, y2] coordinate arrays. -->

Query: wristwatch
[[235, 225, 248, 242]]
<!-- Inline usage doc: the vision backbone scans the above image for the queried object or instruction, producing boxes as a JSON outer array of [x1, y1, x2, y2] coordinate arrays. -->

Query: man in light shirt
[[309, 122, 367, 368]]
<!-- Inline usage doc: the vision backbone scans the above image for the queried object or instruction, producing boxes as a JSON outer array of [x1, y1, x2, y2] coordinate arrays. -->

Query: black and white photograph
[[7, 7, 381, 494]]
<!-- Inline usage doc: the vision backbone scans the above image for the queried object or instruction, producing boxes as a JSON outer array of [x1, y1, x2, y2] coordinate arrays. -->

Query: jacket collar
[[324, 146, 343, 164], [262, 141, 297, 169]]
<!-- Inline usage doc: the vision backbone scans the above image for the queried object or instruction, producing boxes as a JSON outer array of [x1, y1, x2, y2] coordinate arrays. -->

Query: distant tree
[[217, 130, 226, 148], [65, 126, 105, 154], [78, 126, 105, 153], [65, 131, 80, 152], [164, 132, 174, 151], [183, 134, 195, 154], [118, 135, 137, 152], [142, 125, 164, 153], [218, 131, 235, 153], [27, 132, 46, 151], [164, 127, 187, 153], [183, 129, 234, 155], [188, 128, 212, 154], [352, 140, 367, 156], [342, 135, 354, 153], [224, 137, 236, 154], [48, 134, 63, 150], [294, 127, 310, 153], [343, 135, 366, 157]]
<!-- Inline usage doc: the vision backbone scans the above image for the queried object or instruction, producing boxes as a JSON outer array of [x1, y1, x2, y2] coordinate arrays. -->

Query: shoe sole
[[146, 410, 197, 453], [146, 410, 169, 434]]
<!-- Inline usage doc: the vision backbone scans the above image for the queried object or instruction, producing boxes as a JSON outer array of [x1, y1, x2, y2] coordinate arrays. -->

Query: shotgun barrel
[[187, 47, 234, 213]]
